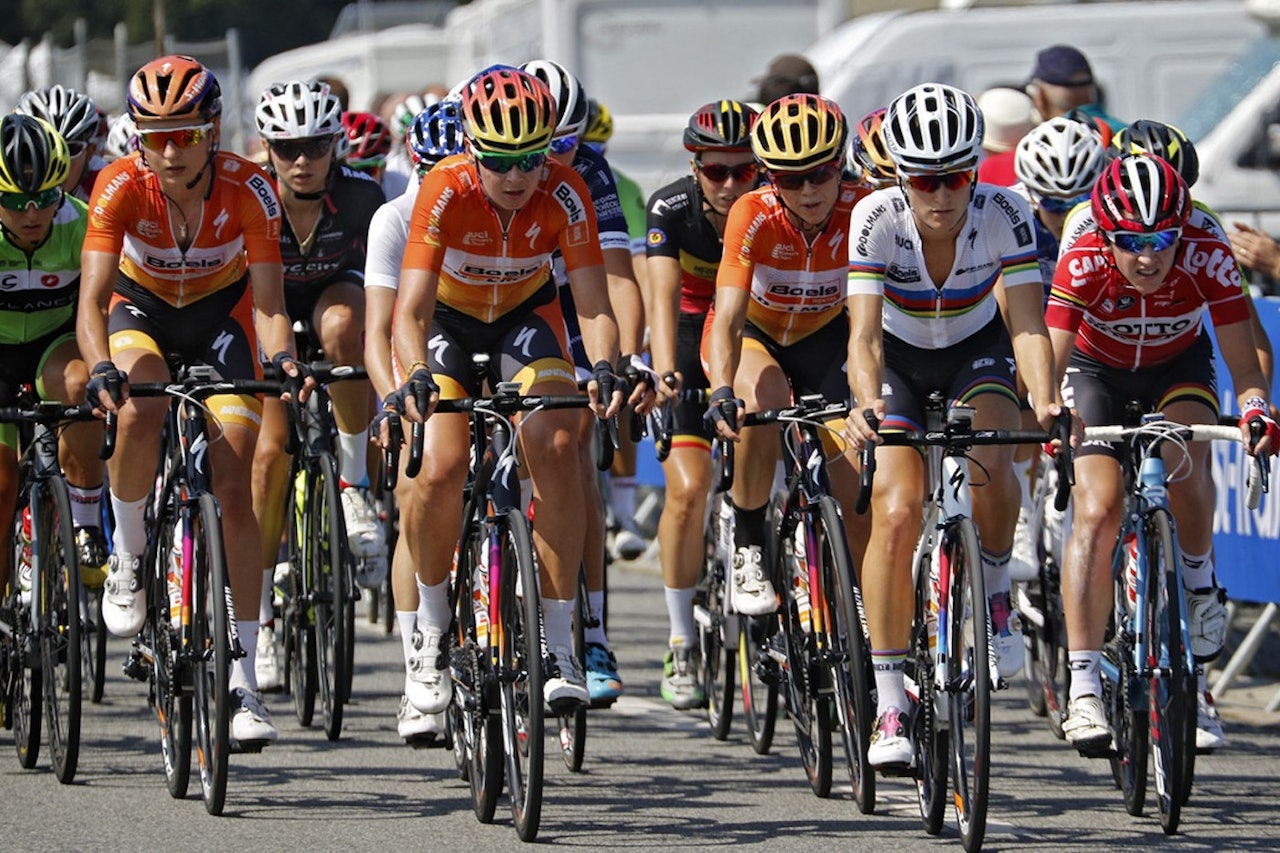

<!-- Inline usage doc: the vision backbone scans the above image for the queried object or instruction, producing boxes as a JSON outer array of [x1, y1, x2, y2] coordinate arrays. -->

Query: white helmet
[[519, 59, 588, 137], [1014, 117, 1107, 199], [255, 80, 344, 140], [883, 83, 983, 175], [104, 113, 138, 160], [17, 84, 101, 149]]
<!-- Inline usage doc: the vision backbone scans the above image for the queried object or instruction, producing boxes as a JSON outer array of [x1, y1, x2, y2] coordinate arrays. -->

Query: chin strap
[[184, 147, 218, 192]]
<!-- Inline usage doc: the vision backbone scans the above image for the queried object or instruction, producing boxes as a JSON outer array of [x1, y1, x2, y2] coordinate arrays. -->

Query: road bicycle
[[400, 372, 595, 842], [871, 396, 1072, 851], [1085, 413, 1267, 835], [273, 361, 367, 741], [723, 395, 872, 806], [0, 392, 111, 784], [124, 366, 282, 815]]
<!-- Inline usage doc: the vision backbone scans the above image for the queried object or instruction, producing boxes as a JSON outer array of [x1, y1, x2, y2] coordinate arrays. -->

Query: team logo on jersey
[[1181, 242, 1241, 290], [647, 228, 667, 248], [246, 173, 280, 220], [462, 231, 493, 247], [137, 219, 161, 239], [552, 182, 587, 225], [771, 243, 797, 261], [1117, 295, 1136, 311], [1013, 221, 1033, 248]]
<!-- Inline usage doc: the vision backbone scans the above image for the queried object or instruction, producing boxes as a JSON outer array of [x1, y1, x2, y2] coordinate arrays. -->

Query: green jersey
[[0, 195, 88, 345]]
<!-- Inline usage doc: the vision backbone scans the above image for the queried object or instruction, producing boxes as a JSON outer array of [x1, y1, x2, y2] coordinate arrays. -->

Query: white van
[[809, 1, 1266, 130]]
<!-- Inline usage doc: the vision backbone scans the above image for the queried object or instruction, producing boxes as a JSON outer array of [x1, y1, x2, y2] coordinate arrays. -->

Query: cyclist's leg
[[0, 435, 15, 597], [101, 298, 170, 637], [1059, 364, 1126, 750], [39, 335, 109, 580], [249, 396, 289, 691], [573, 408, 622, 702], [315, 280, 384, 572], [718, 332, 788, 617], [658, 441, 712, 709]]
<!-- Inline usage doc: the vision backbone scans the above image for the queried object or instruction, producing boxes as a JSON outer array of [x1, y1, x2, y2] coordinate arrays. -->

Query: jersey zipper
[[1133, 292, 1146, 371]]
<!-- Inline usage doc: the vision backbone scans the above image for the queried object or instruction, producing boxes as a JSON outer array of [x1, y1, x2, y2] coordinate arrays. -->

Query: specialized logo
[[513, 325, 537, 359], [210, 330, 234, 365], [246, 173, 280, 220], [213, 208, 230, 240]]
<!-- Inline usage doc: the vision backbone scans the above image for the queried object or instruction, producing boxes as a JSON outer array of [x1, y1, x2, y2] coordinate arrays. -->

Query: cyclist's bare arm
[[1218, 316, 1275, 453], [605, 245, 645, 356], [705, 284, 749, 440], [1048, 326, 1079, 391], [647, 254, 682, 400], [1002, 275, 1063, 425], [566, 262, 623, 417], [845, 290, 885, 444], [248, 260, 309, 400], [364, 286, 398, 402], [1244, 290, 1275, 388], [76, 249, 124, 411], [391, 265, 440, 422]]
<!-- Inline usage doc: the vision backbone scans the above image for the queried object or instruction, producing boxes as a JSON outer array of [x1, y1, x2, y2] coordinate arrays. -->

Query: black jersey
[[279, 165, 385, 291], [645, 175, 725, 315]]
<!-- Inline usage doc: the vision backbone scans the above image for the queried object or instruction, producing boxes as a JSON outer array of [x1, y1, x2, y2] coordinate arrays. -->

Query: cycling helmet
[[255, 80, 344, 141], [851, 107, 896, 184], [340, 111, 393, 166], [1112, 119, 1200, 188], [1091, 153, 1189, 233], [461, 68, 557, 156], [127, 55, 221, 123], [407, 98, 465, 170], [584, 98, 613, 145], [1063, 108, 1115, 149], [392, 93, 430, 137], [750, 94, 846, 172], [683, 100, 758, 154], [1014, 116, 1107, 199], [16, 85, 100, 149], [0, 114, 71, 195], [104, 113, 138, 159], [883, 83, 983, 175], [519, 59, 588, 137]]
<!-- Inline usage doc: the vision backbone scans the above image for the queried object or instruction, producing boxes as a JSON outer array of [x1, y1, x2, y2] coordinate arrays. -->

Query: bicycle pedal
[[547, 696, 584, 717], [587, 696, 617, 710], [1073, 740, 1115, 759], [229, 738, 269, 754], [875, 761, 915, 778], [405, 732, 447, 750]]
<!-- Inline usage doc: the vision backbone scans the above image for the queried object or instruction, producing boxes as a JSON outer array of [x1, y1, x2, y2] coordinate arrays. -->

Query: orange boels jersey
[[401, 154, 604, 323], [717, 181, 866, 346], [84, 152, 283, 308]]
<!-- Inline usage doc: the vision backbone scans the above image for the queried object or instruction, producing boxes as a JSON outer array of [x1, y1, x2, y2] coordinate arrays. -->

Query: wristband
[[1242, 395, 1269, 417]]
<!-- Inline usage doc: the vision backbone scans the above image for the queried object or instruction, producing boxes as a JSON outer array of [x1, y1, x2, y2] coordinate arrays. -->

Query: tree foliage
[[4, 0, 348, 68]]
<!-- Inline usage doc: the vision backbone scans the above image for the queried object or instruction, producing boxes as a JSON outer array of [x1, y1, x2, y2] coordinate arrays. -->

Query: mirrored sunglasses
[[902, 169, 975, 194], [1107, 228, 1181, 254], [0, 187, 63, 212], [771, 162, 842, 191], [137, 123, 214, 152], [269, 136, 334, 161], [698, 161, 758, 183], [474, 150, 548, 174], [549, 135, 580, 155]]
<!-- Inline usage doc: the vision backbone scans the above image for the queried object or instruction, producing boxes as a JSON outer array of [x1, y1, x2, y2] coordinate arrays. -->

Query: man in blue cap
[[1025, 44, 1123, 132]]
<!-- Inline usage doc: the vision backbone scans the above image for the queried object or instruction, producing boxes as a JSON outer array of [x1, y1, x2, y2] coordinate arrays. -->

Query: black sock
[[731, 499, 767, 550]]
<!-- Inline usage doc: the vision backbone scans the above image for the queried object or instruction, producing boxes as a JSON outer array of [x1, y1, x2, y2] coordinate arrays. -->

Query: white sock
[[68, 483, 103, 528], [1181, 549, 1215, 590], [586, 590, 608, 646], [415, 578, 450, 635], [231, 620, 259, 692], [1068, 650, 1102, 701], [610, 475, 637, 525], [259, 568, 274, 624], [110, 493, 149, 555], [338, 429, 369, 488], [543, 598, 575, 652], [872, 650, 909, 714], [665, 586, 697, 648], [396, 611, 418, 668], [982, 547, 1013, 599]]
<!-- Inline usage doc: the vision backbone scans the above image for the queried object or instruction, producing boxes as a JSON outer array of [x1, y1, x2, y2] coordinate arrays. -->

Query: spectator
[[976, 87, 1035, 187], [752, 53, 820, 105], [317, 75, 350, 111], [1025, 44, 1122, 132]]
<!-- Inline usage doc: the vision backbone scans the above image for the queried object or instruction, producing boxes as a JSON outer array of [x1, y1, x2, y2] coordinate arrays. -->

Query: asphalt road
[[3, 561, 1278, 851]]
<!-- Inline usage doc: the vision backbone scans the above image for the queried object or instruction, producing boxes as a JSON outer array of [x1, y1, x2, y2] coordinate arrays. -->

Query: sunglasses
[[66, 140, 88, 158], [1106, 228, 1182, 254], [1036, 192, 1090, 215], [902, 170, 975, 194], [771, 162, 842, 191], [698, 161, 758, 184], [269, 136, 334, 161], [0, 187, 63, 212], [137, 123, 214, 152], [474, 150, 548, 174], [549, 135, 580, 155]]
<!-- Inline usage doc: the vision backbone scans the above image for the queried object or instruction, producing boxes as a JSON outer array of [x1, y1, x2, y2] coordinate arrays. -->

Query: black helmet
[[1112, 119, 1199, 188], [683, 100, 757, 153], [0, 113, 71, 195]]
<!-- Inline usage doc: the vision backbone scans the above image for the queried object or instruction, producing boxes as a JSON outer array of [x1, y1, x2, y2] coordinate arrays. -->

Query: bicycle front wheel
[[698, 524, 735, 740], [1147, 509, 1195, 834], [7, 507, 41, 768], [781, 513, 831, 798], [83, 585, 107, 705], [192, 493, 231, 815], [739, 615, 778, 754], [37, 479, 82, 783], [558, 570, 587, 772], [911, 548, 948, 835], [945, 519, 990, 852], [817, 497, 876, 814], [499, 509, 544, 841], [308, 454, 349, 741], [284, 465, 317, 726], [149, 497, 191, 799]]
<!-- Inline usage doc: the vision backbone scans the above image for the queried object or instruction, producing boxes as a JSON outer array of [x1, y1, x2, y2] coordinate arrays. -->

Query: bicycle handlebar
[[716, 396, 851, 494], [0, 400, 116, 460]]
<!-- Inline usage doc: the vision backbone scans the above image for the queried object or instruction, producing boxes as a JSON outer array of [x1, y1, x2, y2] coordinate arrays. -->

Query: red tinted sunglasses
[[902, 170, 975, 194], [698, 161, 758, 183]]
